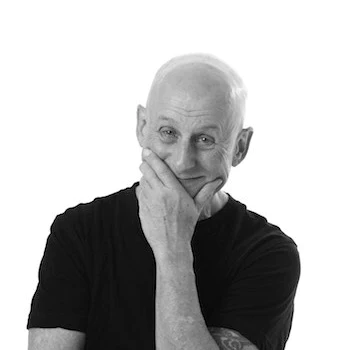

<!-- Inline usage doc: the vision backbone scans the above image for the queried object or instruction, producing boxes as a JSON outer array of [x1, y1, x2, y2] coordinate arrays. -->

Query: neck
[[198, 190, 228, 221]]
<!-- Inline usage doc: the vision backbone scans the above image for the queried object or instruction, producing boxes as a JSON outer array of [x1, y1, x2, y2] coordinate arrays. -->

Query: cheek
[[207, 147, 232, 179], [144, 133, 170, 160]]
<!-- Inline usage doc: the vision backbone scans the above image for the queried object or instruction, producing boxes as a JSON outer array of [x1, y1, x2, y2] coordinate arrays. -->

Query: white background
[[1, 1, 349, 348]]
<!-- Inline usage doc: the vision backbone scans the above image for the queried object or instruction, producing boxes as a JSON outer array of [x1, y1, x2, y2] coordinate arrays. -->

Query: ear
[[232, 127, 254, 167], [136, 104, 147, 148]]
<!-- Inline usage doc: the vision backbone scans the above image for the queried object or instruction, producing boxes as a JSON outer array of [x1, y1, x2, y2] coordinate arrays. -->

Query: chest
[[84, 230, 229, 349]]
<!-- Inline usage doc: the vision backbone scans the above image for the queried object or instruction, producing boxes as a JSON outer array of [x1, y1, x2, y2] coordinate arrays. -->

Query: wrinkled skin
[[137, 147, 223, 260], [136, 62, 253, 257]]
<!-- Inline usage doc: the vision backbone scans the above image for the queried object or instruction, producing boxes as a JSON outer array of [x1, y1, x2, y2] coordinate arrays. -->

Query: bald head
[[146, 53, 247, 138]]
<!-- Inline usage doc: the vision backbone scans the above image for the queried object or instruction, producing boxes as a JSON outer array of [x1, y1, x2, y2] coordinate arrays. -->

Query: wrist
[[154, 246, 194, 269]]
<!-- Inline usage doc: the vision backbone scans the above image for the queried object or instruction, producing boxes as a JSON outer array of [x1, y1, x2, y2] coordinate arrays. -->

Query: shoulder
[[228, 195, 299, 254], [43, 183, 139, 257], [52, 182, 138, 235], [208, 327, 259, 350], [224, 194, 301, 292]]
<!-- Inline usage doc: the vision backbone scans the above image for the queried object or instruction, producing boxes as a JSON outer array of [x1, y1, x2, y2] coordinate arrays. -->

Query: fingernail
[[143, 148, 151, 157]]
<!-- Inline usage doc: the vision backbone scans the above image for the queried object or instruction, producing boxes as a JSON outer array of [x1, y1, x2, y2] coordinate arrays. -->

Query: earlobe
[[136, 104, 147, 147], [232, 127, 254, 167]]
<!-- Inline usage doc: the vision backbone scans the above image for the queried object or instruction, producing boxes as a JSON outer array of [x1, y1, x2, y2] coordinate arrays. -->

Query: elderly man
[[27, 54, 300, 350]]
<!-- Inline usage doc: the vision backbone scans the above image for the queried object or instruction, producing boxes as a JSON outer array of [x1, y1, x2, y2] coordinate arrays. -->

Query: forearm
[[155, 249, 219, 350]]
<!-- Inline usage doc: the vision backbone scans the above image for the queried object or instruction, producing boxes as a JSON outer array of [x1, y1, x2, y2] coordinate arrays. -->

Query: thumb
[[194, 179, 223, 211]]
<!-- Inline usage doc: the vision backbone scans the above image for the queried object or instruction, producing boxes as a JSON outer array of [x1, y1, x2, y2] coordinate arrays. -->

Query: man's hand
[[136, 148, 222, 260]]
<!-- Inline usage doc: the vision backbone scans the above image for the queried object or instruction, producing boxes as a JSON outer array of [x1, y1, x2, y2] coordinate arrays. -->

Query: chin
[[183, 177, 225, 199], [187, 187, 201, 198], [179, 178, 206, 198]]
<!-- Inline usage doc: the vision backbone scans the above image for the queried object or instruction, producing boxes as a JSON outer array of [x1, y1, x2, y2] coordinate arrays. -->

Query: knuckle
[[158, 167, 168, 177], [140, 177, 147, 189]]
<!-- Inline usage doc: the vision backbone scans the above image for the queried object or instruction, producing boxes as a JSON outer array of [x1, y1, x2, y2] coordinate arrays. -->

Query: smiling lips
[[177, 177, 204, 186]]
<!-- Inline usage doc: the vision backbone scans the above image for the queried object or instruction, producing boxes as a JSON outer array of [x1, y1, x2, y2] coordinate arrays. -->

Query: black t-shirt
[[27, 182, 300, 350]]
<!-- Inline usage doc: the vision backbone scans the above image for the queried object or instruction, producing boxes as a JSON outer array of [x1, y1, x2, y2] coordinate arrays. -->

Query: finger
[[194, 179, 223, 211], [142, 148, 179, 189], [139, 176, 152, 199], [139, 161, 163, 189], [136, 183, 151, 213]]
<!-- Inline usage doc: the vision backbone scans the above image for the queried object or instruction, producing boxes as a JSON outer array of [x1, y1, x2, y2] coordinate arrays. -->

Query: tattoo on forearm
[[208, 327, 257, 350]]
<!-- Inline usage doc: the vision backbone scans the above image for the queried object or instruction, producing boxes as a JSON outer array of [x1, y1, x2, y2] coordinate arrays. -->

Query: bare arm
[[155, 253, 259, 349], [208, 327, 259, 350], [155, 255, 220, 349], [28, 328, 86, 350]]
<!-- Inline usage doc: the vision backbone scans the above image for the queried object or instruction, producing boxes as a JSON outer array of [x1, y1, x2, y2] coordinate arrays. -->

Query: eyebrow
[[158, 115, 220, 131]]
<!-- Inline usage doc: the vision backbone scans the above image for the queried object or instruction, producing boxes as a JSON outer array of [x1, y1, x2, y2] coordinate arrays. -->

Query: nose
[[172, 139, 197, 174]]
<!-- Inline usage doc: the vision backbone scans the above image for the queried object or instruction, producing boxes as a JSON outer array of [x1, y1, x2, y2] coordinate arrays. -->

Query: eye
[[197, 135, 215, 146], [159, 127, 177, 141]]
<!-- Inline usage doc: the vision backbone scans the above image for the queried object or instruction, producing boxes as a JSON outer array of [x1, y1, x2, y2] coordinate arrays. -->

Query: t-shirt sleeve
[[207, 238, 301, 350], [27, 212, 90, 332]]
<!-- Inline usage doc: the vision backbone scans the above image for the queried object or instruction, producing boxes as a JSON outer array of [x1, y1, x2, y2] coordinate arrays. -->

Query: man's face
[[138, 66, 238, 198]]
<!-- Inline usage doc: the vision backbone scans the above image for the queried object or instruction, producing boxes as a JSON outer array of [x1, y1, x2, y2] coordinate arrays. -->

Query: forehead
[[159, 64, 231, 101], [149, 64, 234, 123]]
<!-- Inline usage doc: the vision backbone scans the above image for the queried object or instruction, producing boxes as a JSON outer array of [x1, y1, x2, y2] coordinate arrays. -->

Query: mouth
[[177, 176, 203, 181], [177, 177, 205, 189]]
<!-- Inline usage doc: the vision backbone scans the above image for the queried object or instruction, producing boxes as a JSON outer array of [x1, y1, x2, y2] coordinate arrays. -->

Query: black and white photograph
[[1, 1, 349, 349]]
